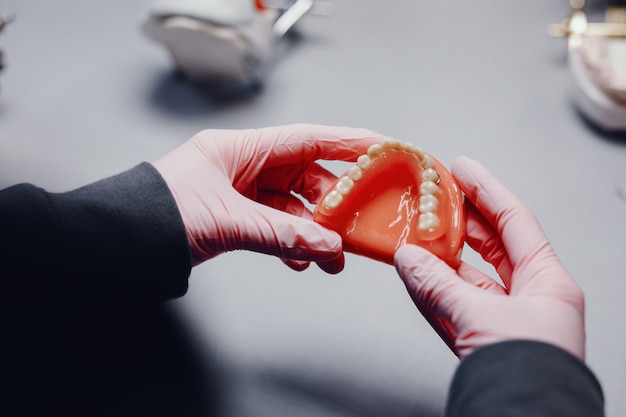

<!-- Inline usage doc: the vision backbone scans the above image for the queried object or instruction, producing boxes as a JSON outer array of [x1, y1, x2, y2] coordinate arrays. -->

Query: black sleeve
[[446, 340, 605, 417], [0, 162, 191, 303]]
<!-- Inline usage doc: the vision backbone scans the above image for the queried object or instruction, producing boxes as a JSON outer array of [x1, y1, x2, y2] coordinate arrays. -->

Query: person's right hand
[[394, 156, 586, 361]]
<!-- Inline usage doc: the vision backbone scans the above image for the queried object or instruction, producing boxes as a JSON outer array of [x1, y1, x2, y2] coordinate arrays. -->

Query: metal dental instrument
[[549, 0, 626, 49], [272, 0, 314, 40]]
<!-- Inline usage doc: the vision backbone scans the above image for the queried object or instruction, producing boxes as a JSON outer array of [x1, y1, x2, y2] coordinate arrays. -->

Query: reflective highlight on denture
[[313, 140, 465, 267]]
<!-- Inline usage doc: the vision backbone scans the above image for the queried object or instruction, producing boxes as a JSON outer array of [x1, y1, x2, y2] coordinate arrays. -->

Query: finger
[[258, 124, 391, 168], [315, 252, 345, 274], [292, 162, 339, 204], [257, 191, 313, 219], [456, 261, 507, 295], [255, 162, 338, 204], [394, 244, 480, 356], [464, 201, 514, 289], [281, 258, 311, 271], [279, 251, 344, 274], [260, 194, 335, 273], [256, 194, 345, 274], [233, 199, 344, 266], [230, 125, 390, 194], [451, 156, 562, 285]]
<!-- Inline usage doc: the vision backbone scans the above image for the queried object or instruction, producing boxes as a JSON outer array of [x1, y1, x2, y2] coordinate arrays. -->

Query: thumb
[[394, 245, 469, 328], [236, 200, 343, 266]]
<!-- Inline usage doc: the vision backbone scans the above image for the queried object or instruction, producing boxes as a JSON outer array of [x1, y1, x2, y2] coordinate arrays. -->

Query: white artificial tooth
[[400, 142, 414, 152], [347, 165, 363, 181], [383, 139, 401, 150], [367, 144, 383, 158], [419, 212, 441, 231], [421, 154, 434, 169], [420, 181, 440, 195], [323, 190, 343, 209], [335, 176, 354, 195], [411, 144, 423, 155], [357, 154, 372, 169], [419, 194, 439, 212], [422, 168, 440, 183]]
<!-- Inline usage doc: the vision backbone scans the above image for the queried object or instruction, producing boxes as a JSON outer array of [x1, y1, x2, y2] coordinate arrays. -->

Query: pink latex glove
[[153, 124, 386, 272], [394, 156, 586, 360]]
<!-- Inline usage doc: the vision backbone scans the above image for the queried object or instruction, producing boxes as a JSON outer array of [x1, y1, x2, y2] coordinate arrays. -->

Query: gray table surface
[[1, 1, 625, 416]]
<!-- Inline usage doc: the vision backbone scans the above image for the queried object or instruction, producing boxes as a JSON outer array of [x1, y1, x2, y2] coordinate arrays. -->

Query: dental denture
[[313, 140, 465, 267]]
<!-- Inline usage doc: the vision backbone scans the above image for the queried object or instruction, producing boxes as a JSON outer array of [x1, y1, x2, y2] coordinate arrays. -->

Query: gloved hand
[[394, 156, 586, 360], [153, 124, 387, 272]]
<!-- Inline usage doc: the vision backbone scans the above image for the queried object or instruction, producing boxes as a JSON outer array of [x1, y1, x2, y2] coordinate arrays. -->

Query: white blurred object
[[570, 38, 626, 131], [549, 1, 626, 131], [142, 0, 320, 85], [0, 13, 16, 78]]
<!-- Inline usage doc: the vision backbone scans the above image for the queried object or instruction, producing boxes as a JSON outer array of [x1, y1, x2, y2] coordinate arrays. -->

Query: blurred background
[[1, 1, 625, 416]]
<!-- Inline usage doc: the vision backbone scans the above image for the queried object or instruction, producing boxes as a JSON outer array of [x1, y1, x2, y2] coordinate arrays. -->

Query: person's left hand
[[153, 124, 388, 272]]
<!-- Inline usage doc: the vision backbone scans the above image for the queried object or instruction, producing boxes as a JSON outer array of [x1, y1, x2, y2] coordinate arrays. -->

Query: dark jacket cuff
[[0, 163, 191, 302], [446, 340, 604, 417]]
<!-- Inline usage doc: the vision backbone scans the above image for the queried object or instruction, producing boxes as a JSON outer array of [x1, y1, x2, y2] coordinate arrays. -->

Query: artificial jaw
[[313, 140, 465, 267]]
